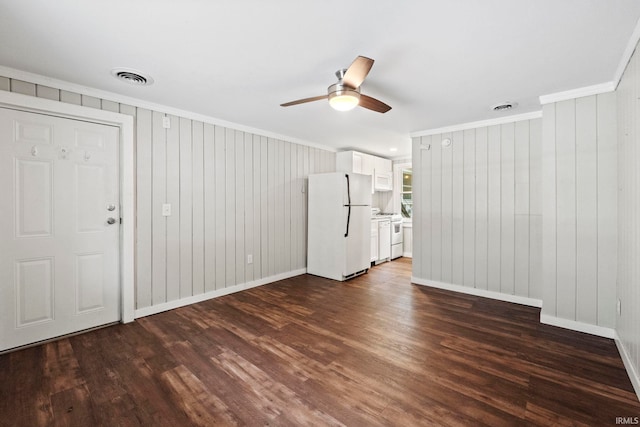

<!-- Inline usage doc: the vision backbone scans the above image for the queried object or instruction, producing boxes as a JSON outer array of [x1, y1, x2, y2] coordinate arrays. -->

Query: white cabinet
[[377, 219, 391, 263], [336, 150, 392, 193], [371, 219, 378, 262]]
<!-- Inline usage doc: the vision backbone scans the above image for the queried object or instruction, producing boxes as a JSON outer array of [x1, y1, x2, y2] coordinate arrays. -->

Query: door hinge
[[120, 218, 122, 224]]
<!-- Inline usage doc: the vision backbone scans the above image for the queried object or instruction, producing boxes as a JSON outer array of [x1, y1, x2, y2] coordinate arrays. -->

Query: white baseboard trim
[[614, 331, 640, 403], [134, 268, 307, 319], [539, 314, 615, 339], [402, 252, 412, 258], [410, 276, 542, 308]]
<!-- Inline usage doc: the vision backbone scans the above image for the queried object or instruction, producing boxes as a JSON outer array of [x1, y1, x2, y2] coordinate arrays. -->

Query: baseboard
[[402, 252, 412, 258], [614, 331, 640, 402], [539, 314, 615, 339], [134, 268, 307, 319], [410, 276, 542, 308]]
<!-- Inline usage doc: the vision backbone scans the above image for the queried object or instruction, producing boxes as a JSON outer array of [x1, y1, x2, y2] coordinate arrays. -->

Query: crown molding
[[538, 81, 616, 105], [410, 111, 542, 138], [614, 15, 640, 89], [0, 65, 336, 152]]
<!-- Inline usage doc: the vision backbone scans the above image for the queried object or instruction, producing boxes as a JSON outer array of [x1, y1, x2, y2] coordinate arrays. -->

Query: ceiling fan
[[280, 56, 391, 113]]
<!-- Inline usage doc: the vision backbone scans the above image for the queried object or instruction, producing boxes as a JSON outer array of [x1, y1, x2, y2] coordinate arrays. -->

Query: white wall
[[616, 41, 640, 396], [0, 76, 336, 314], [411, 118, 542, 300], [540, 93, 617, 329]]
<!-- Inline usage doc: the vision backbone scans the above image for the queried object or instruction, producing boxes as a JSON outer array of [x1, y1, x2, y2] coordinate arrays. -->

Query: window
[[401, 168, 412, 218]]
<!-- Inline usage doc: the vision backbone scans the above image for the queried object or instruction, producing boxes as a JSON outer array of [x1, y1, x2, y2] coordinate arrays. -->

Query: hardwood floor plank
[[1, 258, 639, 426]]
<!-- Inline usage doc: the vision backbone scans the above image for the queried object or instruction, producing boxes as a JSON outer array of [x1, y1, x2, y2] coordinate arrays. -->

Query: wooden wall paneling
[[514, 120, 530, 297], [441, 133, 453, 283], [275, 140, 285, 274], [267, 138, 276, 277], [191, 121, 205, 295], [179, 117, 194, 299], [234, 131, 245, 286], [252, 135, 262, 278], [629, 45, 638, 359], [135, 108, 153, 308], [212, 125, 224, 291], [542, 104, 558, 315], [225, 128, 237, 287], [117, 104, 136, 117], [302, 145, 310, 270], [596, 92, 618, 328], [452, 131, 464, 286], [529, 119, 543, 299], [151, 111, 167, 305], [487, 125, 502, 292], [36, 85, 60, 101], [289, 144, 299, 271], [244, 132, 254, 283], [81, 95, 101, 109], [283, 142, 292, 273], [475, 127, 489, 290], [631, 56, 637, 353], [10, 79, 36, 96], [500, 123, 515, 295], [463, 129, 476, 288], [60, 90, 81, 105], [165, 115, 181, 301], [100, 99, 119, 112], [412, 137, 423, 279], [296, 144, 305, 270], [633, 54, 640, 361], [0, 76, 9, 91], [261, 137, 269, 278], [431, 134, 442, 281], [203, 124, 216, 291], [555, 100, 577, 320], [421, 136, 433, 279], [212, 126, 226, 289], [575, 96, 598, 324]]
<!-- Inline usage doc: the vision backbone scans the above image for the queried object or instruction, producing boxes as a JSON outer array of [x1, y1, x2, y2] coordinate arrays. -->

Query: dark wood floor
[[1, 258, 639, 426]]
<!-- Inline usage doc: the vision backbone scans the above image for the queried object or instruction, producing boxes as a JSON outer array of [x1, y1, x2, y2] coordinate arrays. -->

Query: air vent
[[110, 68, 154, 86], [492, 102, 517, 111]]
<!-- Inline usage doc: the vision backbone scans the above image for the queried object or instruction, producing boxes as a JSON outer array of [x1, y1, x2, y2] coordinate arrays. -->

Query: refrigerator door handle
[[345, 173, 351, 205], [344, 173, 351, 237], [345, 205, 351, 237]]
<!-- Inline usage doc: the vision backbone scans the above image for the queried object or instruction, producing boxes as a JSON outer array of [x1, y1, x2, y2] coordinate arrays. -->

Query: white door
[[0, 108, 120, 352]]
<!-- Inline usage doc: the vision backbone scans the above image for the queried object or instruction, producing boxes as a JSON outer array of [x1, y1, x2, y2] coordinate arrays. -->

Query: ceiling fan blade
[[280, 95, 328, 107], [342, 56, 374, 89], [359, 94, 392, 113]]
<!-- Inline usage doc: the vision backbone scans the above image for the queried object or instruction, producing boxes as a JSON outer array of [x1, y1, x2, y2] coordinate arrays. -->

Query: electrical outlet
[[162, 203, 171, 216], [247, 254, 253, 264], [162, 116, 171, 129], [617, 299, 622, 316]]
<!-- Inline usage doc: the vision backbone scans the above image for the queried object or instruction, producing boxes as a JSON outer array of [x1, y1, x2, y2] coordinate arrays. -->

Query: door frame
[[0, 90, 135, 323]]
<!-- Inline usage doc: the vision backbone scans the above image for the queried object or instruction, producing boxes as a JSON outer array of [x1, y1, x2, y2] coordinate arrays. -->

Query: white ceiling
[[1, 1, 639, 158]]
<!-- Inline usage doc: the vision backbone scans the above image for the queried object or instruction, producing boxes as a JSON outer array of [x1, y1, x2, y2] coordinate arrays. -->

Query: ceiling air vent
[[491, 102, 517, 111], [111, 68, 154, 86]]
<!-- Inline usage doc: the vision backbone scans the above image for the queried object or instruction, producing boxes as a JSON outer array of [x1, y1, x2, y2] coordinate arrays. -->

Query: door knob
[[107, 217, 117, 225]]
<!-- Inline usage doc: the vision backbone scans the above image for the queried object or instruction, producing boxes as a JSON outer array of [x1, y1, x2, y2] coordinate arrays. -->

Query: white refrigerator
[[307, 172, 372, 281]]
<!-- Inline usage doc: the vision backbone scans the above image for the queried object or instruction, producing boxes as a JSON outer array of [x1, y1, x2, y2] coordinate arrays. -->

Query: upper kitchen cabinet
[[336, 151, 392, 192]]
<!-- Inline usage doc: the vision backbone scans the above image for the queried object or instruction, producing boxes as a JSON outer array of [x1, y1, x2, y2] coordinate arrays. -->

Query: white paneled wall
[[0, 76, 336, 312], [411, 118, 542, 299], [541, 93, 617, 328], [616, 42, 640, 395]]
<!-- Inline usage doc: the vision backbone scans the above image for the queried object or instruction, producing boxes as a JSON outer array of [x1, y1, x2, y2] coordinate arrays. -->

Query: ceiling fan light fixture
[[329, 90, 360, 111]]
